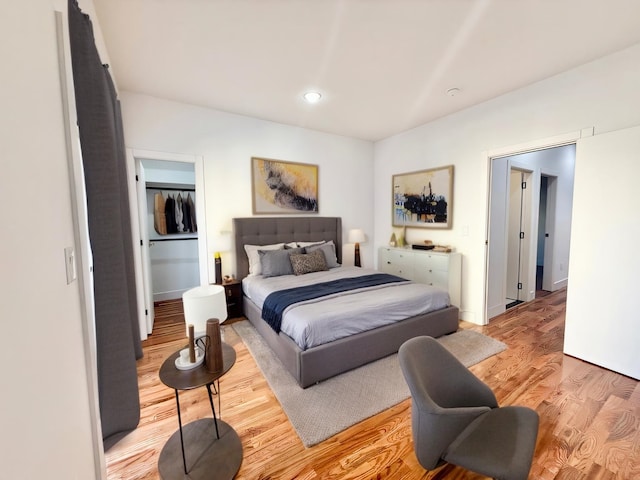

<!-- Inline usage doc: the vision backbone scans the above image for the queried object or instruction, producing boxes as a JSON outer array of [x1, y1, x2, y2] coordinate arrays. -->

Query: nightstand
[[222, 280, 243, 318]]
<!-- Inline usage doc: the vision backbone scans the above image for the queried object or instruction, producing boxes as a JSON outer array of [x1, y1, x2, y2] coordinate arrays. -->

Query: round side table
[[158, 342, 242, 479]]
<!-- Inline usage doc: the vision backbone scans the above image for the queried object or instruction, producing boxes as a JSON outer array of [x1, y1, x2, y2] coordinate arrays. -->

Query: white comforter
[[242, 266, 450, 350]]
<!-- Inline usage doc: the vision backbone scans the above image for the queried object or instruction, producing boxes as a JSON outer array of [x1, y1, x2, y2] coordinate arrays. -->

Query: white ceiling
[[92, 0, 640, 142]]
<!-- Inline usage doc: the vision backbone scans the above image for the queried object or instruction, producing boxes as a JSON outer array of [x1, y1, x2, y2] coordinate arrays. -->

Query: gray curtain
[[68, 0, 142, 450]]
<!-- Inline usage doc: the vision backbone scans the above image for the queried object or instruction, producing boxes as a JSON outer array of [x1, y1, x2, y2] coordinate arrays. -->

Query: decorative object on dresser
[[222, 279, 243, 318], [251, 157, 319, 214], [182, 285, 228, 337], [378, 246, 462, 308], [348, 228, 366, 267], [392, 165, 454, 229], [389, 232, 397, 247]]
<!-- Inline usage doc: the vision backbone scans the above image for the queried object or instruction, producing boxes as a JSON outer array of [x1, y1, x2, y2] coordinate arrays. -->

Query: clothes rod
[[146, 182, 195, 191], [150, 236, 198, 242]]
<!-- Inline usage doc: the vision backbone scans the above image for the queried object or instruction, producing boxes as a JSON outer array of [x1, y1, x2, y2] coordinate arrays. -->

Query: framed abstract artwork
[[251, 157, 319, 214], [392, 165, 453, 228]]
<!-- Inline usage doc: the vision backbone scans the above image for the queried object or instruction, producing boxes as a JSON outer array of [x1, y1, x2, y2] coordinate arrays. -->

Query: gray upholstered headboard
[[233, 217, 342, 279]]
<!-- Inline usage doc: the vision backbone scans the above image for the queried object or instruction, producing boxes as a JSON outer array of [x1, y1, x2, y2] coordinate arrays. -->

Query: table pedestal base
[[158, 418, 242, 479]]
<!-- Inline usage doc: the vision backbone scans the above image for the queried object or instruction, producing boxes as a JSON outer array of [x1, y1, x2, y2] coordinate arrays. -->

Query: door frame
[[539, 173, 558, 292], [482, 128, 591, 324], [126, 149, 208, 339]]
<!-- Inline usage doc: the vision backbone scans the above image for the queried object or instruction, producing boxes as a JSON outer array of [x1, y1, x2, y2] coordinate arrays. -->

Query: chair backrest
[[398, 336, 499, 469]]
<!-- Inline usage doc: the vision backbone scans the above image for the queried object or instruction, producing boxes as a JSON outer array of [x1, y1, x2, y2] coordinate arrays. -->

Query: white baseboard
[[153, 289, 190, 302]]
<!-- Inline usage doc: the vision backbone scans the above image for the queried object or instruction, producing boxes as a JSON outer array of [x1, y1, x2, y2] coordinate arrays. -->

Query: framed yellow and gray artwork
[[251, 157, 319, 214]]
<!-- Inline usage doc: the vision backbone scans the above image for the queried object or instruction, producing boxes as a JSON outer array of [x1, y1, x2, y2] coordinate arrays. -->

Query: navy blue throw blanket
[[262, 273, 407, 333]]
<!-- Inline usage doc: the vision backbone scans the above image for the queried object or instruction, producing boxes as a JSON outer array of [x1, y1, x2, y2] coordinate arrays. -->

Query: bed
[[233, 216, 459, 388]]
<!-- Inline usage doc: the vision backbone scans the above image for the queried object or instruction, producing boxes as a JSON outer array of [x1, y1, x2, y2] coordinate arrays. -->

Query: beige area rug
[[232, 321, 507, 447]]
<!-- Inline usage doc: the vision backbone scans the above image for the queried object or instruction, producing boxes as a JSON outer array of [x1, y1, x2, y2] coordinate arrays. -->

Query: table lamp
[[182, 285, 228, 338], [348, 228, 366, 267], [214, 232, 232, 284]]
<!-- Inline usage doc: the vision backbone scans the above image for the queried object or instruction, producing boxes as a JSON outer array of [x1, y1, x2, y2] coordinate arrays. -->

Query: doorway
[[485, 141, 577, 321], [126, 149, 209, 340]]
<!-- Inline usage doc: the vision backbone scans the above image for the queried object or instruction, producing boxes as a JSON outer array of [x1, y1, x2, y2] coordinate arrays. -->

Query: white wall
[[565, 126, 640, 380], [5, 5, 639, 477], [374, 43, 640, 325], [119, 92, 375, 279], [1, 0, 101, 478]]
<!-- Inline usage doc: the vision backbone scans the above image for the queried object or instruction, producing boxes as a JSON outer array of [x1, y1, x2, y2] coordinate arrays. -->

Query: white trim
[[487, 129, 585, 159], [127, 149, 209, 339], [482, 129, 586, 325]]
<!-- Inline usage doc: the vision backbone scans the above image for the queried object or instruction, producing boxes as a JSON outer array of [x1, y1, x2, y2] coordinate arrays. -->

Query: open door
[[135, 159, 155, 335], [565, 124, 640, 380], [506, 168, 532, 307]]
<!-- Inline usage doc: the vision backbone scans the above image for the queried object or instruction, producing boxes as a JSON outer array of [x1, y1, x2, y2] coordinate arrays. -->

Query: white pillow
[[297, 240, 326, 247], [244, 243, 285, 276]]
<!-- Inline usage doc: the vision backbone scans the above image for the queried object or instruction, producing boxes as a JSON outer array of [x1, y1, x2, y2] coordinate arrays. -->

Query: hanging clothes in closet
[[182, 193, 192, 233], [187, 192, 197, 232], [151, 189, 197, 235], [175, 193, 184, 232], [154, 192, 167, 234], [164, 194, 177, 233]]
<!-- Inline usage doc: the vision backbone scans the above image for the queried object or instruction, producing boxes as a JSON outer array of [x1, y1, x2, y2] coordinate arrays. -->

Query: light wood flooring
[[105, 289, 640, 479]]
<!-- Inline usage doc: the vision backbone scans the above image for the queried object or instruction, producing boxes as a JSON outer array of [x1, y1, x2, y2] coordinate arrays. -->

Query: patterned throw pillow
[[305, 242, 340, 268], [289, 249, 329, 275]]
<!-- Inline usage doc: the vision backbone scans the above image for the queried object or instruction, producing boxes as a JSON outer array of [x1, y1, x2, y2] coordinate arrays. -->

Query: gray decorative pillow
[[289, 249, 329, 275], [306, 242, 340, 268], [259, 248, 303, 277], [244, 242, 285, 276]]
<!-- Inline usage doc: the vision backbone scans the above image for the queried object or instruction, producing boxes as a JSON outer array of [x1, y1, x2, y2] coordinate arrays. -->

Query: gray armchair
[[398, 336, 539, 480]]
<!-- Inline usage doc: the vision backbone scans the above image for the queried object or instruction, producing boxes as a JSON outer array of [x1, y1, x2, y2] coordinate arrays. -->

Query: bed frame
[[233, 216, 459, 388]]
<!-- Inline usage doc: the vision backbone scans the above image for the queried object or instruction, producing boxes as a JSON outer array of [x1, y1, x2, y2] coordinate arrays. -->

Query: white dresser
[[378, 247, 462, 307]]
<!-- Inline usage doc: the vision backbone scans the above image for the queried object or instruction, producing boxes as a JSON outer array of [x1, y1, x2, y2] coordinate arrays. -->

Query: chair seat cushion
[[444, 406, 539, 480]]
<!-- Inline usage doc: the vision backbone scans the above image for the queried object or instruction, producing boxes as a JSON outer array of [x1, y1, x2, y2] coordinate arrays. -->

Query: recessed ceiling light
[[446, 87, 461, 97], [303, 91, 322, 104]]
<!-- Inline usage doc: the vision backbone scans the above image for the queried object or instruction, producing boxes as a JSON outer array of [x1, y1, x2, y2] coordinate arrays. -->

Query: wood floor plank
[[105, 289, 639, 479]]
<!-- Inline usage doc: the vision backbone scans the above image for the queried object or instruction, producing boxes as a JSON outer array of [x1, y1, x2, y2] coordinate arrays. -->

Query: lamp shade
[[182, 285, 228, 337], [214, 232, 232, 254], [348, 228, 366, 244]]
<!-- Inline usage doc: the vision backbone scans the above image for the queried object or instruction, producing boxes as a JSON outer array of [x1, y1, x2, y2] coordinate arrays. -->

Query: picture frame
[[251, 157, 319, 214], [392, 165, 453, 228]]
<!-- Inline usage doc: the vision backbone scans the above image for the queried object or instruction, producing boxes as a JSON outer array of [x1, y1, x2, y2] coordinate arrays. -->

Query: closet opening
[[127, 151, 209, 340]]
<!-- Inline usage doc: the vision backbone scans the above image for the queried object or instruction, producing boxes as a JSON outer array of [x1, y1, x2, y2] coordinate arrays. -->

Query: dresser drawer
[[378, 247, 462, 308]]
